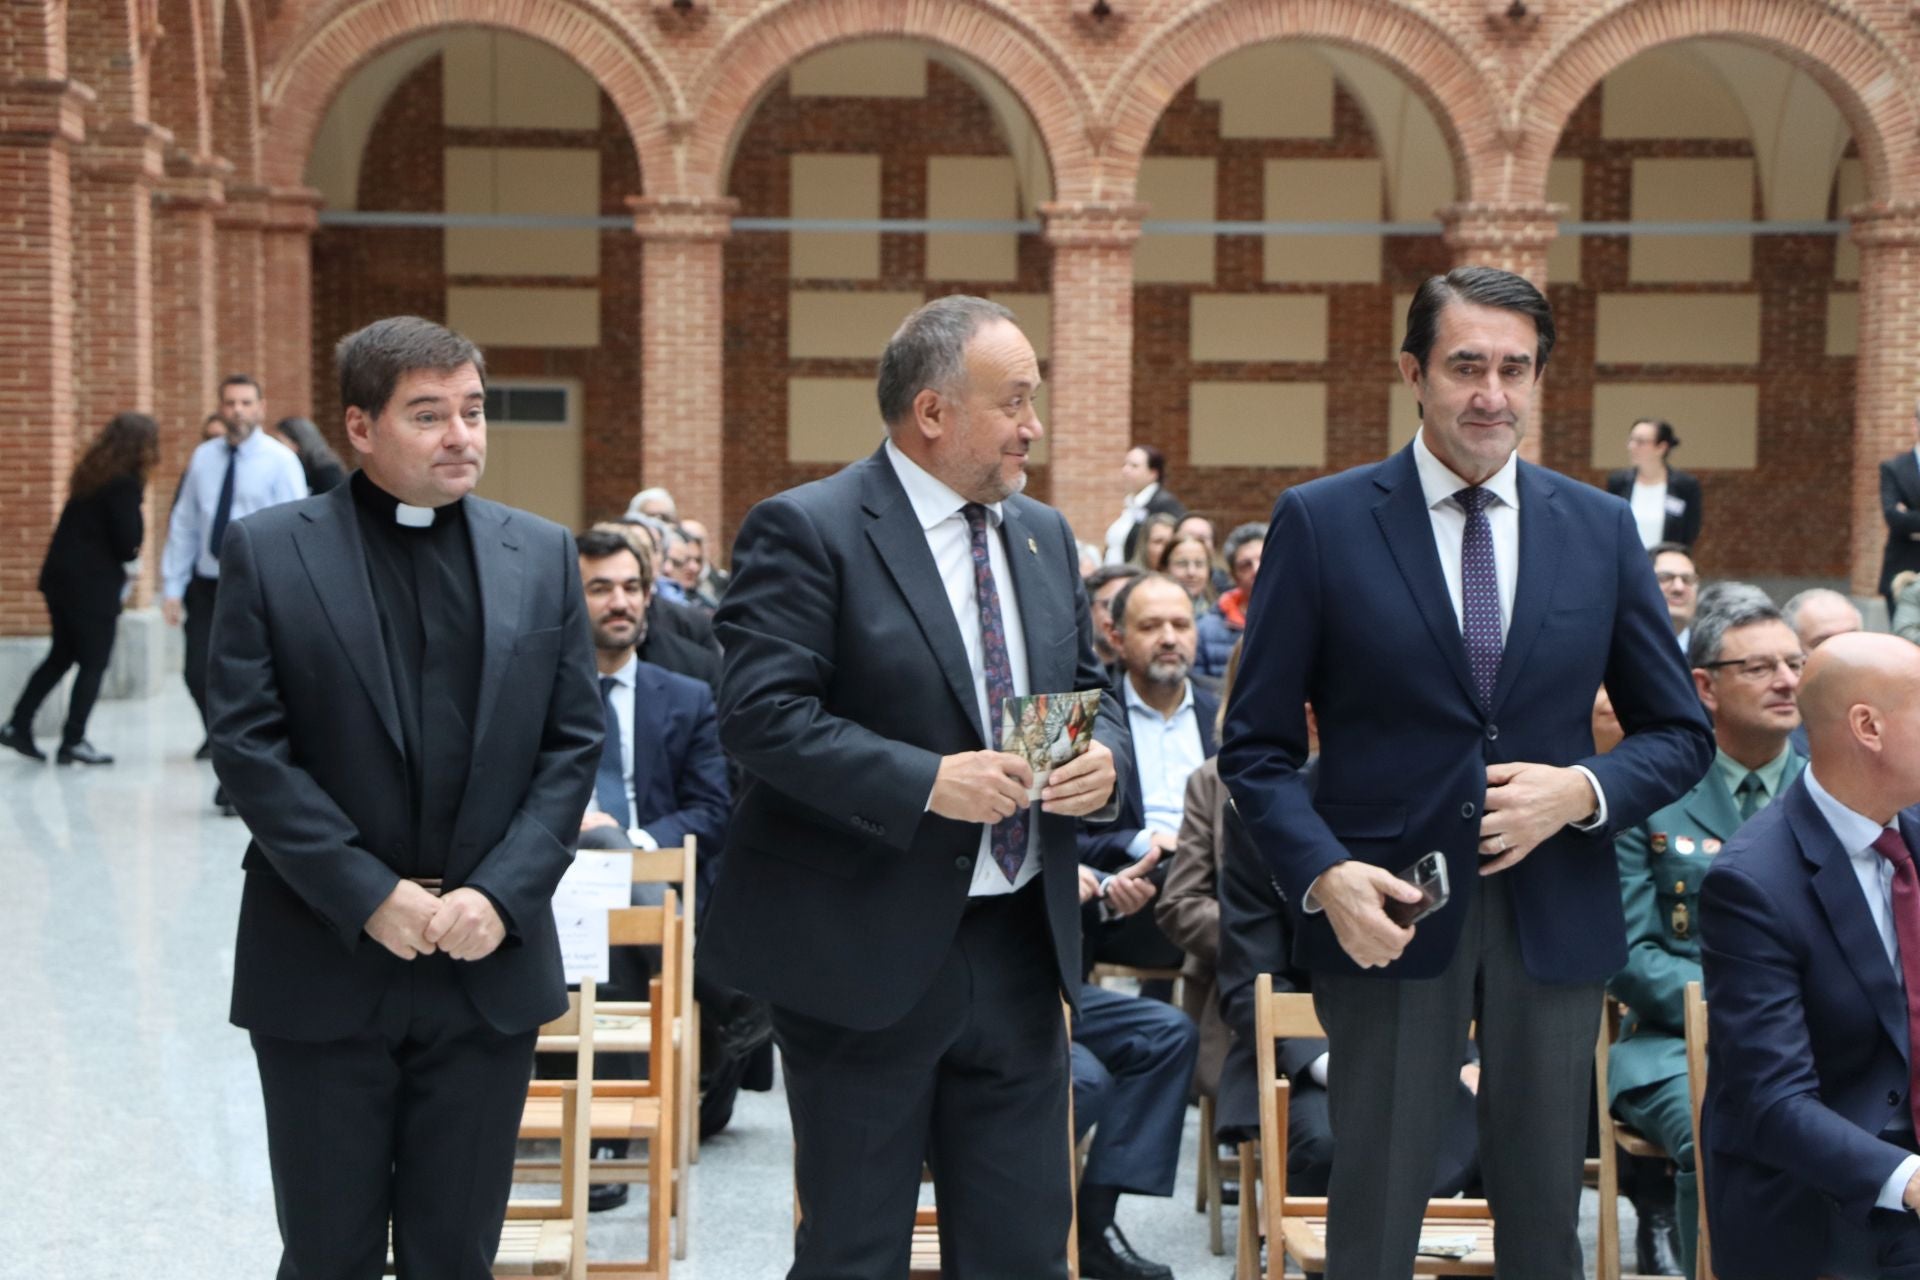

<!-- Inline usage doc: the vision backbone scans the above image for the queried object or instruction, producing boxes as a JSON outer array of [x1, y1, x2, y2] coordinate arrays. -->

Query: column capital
[[0, 77, 95, 144], [216, 182, 273, 229], [1848, 202, 1920, 249], [1437, 201, 1567, 254], [1040, 201, 1146, 248], [263, 186, 324, 234], [627, 195, 738, 242], [155, 152, 232, 210], [75, 118, 168, 182]]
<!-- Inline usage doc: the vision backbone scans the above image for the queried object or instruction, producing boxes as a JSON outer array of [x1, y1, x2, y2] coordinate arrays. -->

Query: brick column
[[262, 188, 322, 421], [629, 195, 736, 533], [1043, 202, 1144, 545], [1848, 205, 1920, 598], [0, 77, 89, 635], [216, 183, 270, 392], [151, 163, 225, 508], [1441, 202, 1565, 464]]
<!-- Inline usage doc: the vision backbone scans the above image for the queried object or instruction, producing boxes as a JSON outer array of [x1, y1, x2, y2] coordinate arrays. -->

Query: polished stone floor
[[1, 687, 1628, 1278]]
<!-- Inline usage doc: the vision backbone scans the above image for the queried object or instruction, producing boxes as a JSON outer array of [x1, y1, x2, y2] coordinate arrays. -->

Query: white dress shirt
[[1801, 766, 1920, 1209], [1629, 479, 1669, 550], [1122, 676, 1204, 858], [162, 430, 309, 597], [884, 439, 1039, 895], [584, 652, 660, 850]]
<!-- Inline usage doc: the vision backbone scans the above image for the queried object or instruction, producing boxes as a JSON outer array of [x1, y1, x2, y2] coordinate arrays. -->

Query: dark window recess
[[485, 386, 571, 424]]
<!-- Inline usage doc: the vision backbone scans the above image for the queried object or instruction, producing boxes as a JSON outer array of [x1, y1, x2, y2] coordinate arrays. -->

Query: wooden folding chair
[[1594, 997, 1676, 1280], [1685, 981, 1711, 1280], [1247, 975, 1495, 1276], [521, 893, 679, 1279]]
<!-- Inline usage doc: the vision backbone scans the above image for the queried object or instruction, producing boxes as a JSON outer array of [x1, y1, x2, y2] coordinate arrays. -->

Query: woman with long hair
[[271, 416, 349, 494], [1129, 511, 1180, 573], [2, 412, 160, 764], [1159, 532, 1217, 612]]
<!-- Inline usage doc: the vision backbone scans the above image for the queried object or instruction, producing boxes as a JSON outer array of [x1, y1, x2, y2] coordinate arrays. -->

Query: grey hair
[[626, 486, 677, 521], [876, 295, 1017, 427], [1687, 583, 1783, 669], [1223, 522, 1269, 567], [1781, 587, 1860, 633]]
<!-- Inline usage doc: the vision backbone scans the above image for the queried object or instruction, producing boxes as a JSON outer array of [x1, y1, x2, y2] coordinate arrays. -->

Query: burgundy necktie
[[1455, 486, 1504, 706], [1871, 826, 1920, 1131], [963, 503, 1026, 883]]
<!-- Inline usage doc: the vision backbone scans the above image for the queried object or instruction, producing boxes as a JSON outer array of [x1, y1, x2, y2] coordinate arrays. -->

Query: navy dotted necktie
[[963, 503, 1026, 883], [1456, 486, 1503, 707]]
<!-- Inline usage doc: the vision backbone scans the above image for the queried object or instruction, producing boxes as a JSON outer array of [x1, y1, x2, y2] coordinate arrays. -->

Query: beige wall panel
[[1827, 292, 1859, 357], [788, 291, 925, 359], [790, 378, 886, 464], [1389, 384, 1421, 454], [1599, 47, 1750, 139], [1189, 383, 1326, 468], [1835, 158, 1865, 282], [447, 287, 598, 347], [1391, 292, 1413, 360], [1194, 45, 1333, 140], [475, 424, 582, 529], [790, 40, 927, 98], [1547, 159, 1583, 284], [1589, 383, 1759, 469], [444, 31, 597, 130], [1190, 295, 1327, 363], [1595, 294, 1761, 365], [1315, 47, 1456, 221], [1692, 42, 1849, 222], [445, 148, 599, 277], [791, 155, 881, 281], [926, 157, 1019, 282], [1630, 158, 1754, 283], [1264, 159, 1382, 284], [990, 293, 1051, 359], [1135, 158, 1216, 285]]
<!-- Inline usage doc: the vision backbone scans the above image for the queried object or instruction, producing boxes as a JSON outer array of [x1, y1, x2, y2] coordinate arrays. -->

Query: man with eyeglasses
[[1607, 585, 1806, 1277], [1651, 542, 1700, 655]]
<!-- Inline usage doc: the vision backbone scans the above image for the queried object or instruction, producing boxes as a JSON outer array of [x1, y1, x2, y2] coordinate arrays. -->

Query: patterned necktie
[[963, 503, 1027, 883], [1455, 486, 1503, 706], [209, 442, 238, 561], [1870, 826, 1920, 1131], [595, 675, 632, 831], [1736, 772, 1765, 822]]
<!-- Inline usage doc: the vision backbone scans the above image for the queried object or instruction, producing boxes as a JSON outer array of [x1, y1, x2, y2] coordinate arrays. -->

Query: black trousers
[[250, 954, 536, 1280], [775, 879, 1073, 1280], [184, 573, 218, 731], [9, 596, 116, 745]]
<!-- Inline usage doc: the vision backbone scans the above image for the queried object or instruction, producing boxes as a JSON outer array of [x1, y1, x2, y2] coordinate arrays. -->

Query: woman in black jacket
[[2, 412, 158, 764], [1605, 417, 1703, 550]]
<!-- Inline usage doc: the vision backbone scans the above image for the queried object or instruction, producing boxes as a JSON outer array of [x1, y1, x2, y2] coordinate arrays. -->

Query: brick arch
[[1098, 0, 1500, 203], [150, 0, 211, 157], [683, 0, 1098, 201], [1512, 0, 1920, 204], [212, 0, 260, 182], [258, 0, 680, 190]]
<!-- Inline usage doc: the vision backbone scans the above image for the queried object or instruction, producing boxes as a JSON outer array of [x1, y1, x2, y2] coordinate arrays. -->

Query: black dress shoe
[[56, 740, 113, 765], [1635, 1202, 1684, 1276], [1078, 1222, 1174, 1280], [214, 785, 239, 817], [0, 722, 45, 761], [195, 739, 213, 760], [587, 1142, 629, 1212]]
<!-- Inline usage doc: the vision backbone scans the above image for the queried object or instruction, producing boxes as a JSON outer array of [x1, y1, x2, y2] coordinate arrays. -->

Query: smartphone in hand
[[1384, 851, 1450, 927]]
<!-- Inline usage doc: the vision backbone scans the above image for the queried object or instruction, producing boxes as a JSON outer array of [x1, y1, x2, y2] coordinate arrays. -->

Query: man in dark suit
[[1881, 408, 1920, 614], [1699, 632, 1920, 1279], [209, 317, 603, 1280], [701, 295, 1126, 1279], [1220, 266, 1714, 1280]]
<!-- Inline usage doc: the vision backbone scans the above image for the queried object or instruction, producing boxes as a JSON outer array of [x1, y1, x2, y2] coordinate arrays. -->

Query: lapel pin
[[1027, 537, 1038, 555]]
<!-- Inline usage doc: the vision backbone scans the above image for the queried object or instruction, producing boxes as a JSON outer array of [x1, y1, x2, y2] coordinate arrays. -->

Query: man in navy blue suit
[[1220, 266, 1713, 1280], [1700, 632, 1920, 1279]]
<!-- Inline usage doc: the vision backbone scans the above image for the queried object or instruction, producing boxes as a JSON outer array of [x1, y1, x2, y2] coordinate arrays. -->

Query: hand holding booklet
[[999, 690, 1102, 801]]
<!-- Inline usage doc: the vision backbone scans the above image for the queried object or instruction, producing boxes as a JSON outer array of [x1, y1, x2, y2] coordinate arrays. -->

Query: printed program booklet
[[999, 689, 1101, 800]]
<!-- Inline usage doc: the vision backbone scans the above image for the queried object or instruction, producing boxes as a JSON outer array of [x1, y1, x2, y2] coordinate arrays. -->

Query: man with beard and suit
[[702, 295, 1125, 1278], [209, 316, 603, 1280]]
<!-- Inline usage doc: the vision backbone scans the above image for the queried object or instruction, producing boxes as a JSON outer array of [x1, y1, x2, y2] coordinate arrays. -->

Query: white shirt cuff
[[1301, 869, 1331, 915], [627, 828, 659, 851], [1878, 1153, 1920, 1213], [1569, 765, 1608, 831], [1126, 829, 1154, 859], [1307, 1052, 1330, 1087]]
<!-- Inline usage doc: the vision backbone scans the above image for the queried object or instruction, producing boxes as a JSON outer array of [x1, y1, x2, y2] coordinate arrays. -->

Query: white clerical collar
[[884, 437, 1004, 531], [1412, 426, 1520, 513], [394, 503, 437, 528]]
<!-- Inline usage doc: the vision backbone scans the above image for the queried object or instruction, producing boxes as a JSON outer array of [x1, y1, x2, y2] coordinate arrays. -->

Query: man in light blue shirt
[[161, 375, 307, 759]]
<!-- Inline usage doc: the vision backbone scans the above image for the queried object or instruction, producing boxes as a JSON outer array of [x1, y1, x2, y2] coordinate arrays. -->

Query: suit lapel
[[1371, 449, 1480, 710], [1491, 463, 1565, 716], [293, 487, 403, 754], [629, 662, 669, 816], [1798, 787, 1911, 1061], [467, 500, 524, 754], [1000, 500, 1064, 693], [1681, 771, 1744, 844]]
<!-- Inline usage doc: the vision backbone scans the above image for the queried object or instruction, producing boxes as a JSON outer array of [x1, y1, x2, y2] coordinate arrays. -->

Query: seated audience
[[677, 517, 725, 609], [655, 524, 699, 609], [626, 485, 677, 522], [1195, 523, 1264, 679], [1086, 564, 1144, 688], [1609, 586, 1804, 1277], [1073, 854, 1197, 1280], [1130, 511, 1179, 574], [1159, 533, 1216, 616], [1174, 513, 1231, 596], [1700, 632, 1920, 1280], [1652, 542, 1699, 653], [592, 521, 721, 689], [1785, 587, 1862, 756], [1893, 569, 1920, 647]]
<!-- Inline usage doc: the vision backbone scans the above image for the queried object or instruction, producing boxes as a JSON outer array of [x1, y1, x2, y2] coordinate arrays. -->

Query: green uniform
[[1607, 744, 1803, 1275]]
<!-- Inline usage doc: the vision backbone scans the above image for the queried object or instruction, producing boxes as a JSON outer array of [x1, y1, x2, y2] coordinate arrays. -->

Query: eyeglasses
[[1655, 571, 1698, 587], [1701, 654, 1808, 681]]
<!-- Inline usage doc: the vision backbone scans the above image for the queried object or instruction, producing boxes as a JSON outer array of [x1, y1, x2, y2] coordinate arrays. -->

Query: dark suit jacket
[[639, 618, 721, 692], [1880, 450, 1920, 598], [1698, 780, 1920, 1280], [38, 472, 143, 616], [700, 446, 1130, 1031], [209, 483, 603, 1042], [652, 593, 719, 654], [1604, 466, 1702, 548], [623, 659, 729, 866], [1221, 444, 1714, 983], [1078, 680, 1219, 870]]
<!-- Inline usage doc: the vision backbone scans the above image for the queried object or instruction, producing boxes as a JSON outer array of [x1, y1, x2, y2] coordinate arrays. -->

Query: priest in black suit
[[209, 317, 602, 1280], [702, 296, 1126, 1278]]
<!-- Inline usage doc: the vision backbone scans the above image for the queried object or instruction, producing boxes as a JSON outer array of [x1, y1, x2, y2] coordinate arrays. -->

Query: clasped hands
[[1311, 762, 1598, 970], [928, 741, 1116, 824], [365, 880, 505, 962]]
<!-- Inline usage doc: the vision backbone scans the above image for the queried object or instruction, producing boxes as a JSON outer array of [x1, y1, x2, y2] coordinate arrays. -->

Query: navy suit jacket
[[1219, 443, 1713, 983], [1698, 779, 1920, 1280], [623, 659, 729, 868], [1079, 681, 1219, 871]]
